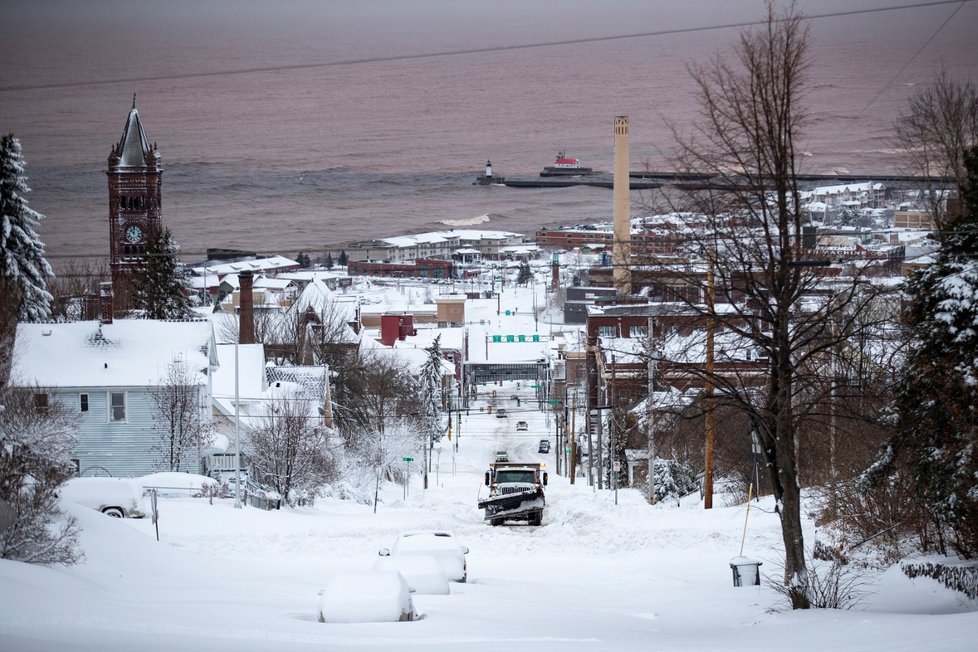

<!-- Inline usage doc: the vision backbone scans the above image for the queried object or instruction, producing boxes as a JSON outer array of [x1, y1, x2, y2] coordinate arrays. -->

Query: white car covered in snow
[[59, 477, 148, 518], [373, 555, 450, 595], [378, 530, 469, 582], [318, 570, 417, 623]]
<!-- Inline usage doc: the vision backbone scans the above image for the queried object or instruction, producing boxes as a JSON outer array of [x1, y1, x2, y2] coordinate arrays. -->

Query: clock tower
[[107, 95, 163, 312]]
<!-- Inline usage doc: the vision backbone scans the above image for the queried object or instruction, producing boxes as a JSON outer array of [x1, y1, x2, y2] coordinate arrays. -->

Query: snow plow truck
[[478, 462, 548, 526]]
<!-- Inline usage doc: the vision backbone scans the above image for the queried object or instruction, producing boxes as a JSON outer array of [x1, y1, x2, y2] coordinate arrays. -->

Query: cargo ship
[[540, 151, 596, 177]]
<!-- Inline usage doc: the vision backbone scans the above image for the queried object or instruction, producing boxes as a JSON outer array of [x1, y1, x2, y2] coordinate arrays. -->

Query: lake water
[[1, 0, 975, 265]]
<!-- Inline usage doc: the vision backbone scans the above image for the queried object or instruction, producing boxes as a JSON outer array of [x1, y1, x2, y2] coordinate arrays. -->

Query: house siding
[[58, 386, 207, 478]]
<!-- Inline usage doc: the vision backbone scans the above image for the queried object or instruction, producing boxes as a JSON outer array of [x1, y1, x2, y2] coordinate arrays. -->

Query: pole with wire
[[233, 337, 242, 509]]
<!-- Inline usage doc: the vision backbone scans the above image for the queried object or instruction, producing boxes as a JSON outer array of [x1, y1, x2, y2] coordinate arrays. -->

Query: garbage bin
[[729, 556, 762, 587]]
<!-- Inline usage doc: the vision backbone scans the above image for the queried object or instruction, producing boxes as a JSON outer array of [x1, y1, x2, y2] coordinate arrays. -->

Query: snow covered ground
[[2, 382, 976, 651]]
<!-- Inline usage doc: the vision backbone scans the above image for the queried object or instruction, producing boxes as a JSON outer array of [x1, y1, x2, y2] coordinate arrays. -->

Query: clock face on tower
[[124, 225, 143, 243]]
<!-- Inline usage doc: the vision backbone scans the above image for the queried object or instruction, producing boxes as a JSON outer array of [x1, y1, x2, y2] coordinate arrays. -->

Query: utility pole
[[595, 355, 605, 491], [233, 337, 242, 509], [596, 408, 604, 491], [570, 391, 577, 484], [704, 261, 716, 509], [646, 319, 656, 504], [611, 355, 618, 505]]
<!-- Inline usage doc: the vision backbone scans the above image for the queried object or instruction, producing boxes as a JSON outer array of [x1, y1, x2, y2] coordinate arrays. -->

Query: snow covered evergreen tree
[[516, 260, 531, 286], [863, 147, 978, 557], [130, 227, 191, 319], [418, 335, 444, 438], [648, 457, 697, 505], [417, 335, 445, 488], [0, 134, 54, 322]]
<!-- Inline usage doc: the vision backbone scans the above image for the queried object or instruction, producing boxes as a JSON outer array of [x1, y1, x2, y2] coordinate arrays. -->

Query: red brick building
[[107, 97, 163, 311], [347, 258, 455, 279]]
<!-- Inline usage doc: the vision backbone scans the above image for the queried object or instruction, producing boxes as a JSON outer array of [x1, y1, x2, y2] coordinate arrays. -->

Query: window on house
[[629, 325, 648, 338], [598, 325, 617, 338], [34, 393, 49, 411], [110, 392, 126, 422], [80, 393, 89, 412]]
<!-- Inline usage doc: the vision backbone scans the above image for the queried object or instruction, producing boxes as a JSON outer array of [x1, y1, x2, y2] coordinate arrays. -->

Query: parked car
[[495, 408, 507, 418], [318, 570, 417, 623], [538, 439, 551, 454], [59, 477, 148, 518], [495, 450, 509, 462], [373, 555, 450, 595], [516, 420, 529, 432], [379, 530, 469, 582]]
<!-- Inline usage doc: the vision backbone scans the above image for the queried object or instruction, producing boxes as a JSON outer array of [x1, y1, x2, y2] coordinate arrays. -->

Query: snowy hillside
[[1, 383, 975, 651]]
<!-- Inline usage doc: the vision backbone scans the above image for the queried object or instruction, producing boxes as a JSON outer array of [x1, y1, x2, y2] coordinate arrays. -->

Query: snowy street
[[1, 382, 975, 651]]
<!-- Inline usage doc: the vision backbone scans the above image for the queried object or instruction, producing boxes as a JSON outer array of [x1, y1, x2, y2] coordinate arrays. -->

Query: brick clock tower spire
[[107, 95, 163, 311]]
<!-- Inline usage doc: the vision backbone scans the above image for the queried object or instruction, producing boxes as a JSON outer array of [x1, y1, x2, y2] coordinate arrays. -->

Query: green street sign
[[492, 335, 502, 342], [531, 384, 540, 389], [506, 335, 515, 342], [402, 457, 414, 462], [548, 399, 561, 405]]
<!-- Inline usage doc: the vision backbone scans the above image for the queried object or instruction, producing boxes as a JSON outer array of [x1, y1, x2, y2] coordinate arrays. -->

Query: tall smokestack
[[99, 282, 114, 325], [613, 115, 632, 295], [238, 270, 255, 345]]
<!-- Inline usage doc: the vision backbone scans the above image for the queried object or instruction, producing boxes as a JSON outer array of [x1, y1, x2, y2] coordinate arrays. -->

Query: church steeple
[[107, 97, 164, 313], [109, 95, 161, 169]]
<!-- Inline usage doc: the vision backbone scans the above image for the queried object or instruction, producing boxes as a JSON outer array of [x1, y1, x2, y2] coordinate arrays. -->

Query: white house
[[11, 318, 218, 477]]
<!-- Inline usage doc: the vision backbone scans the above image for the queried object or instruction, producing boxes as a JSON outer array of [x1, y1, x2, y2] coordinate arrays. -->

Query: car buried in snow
[[318, 570, 418, 623], [59, 477, 148, 518], [378, 530, 469, 582]]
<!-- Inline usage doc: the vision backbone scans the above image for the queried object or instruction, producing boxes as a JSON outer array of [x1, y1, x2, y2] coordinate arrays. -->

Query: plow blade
[[478, 488, 545, 518]]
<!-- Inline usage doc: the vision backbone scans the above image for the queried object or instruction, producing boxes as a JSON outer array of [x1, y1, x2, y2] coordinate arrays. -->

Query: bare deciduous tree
[[47, 259, 110, 321], [362, 419, 423, 513], [248, 390, 335, 505], [894, 69, 978, 227], [149, 359, 212, 472], [0, 386, 82, 565], [647, 3, 898, 609], [331, 350, 416, 449]]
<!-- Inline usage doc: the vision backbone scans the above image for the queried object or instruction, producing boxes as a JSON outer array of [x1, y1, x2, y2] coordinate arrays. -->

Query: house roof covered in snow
[[187, 256, 298, 277], [12, 319, 215, 389]]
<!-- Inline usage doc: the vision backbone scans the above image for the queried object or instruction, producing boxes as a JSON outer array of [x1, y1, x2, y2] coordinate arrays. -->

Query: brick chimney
[[99, 282, 114, 325], [238, 270, 255, 345]]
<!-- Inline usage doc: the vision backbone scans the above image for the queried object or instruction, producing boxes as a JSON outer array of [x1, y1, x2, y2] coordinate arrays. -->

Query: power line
[[0, 0, 970, 93]]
